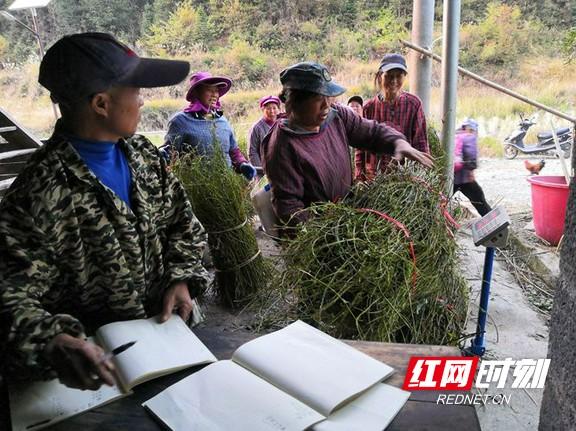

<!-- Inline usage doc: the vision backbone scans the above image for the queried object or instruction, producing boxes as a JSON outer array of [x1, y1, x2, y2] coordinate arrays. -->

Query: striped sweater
[[163, 111, 247, 168]]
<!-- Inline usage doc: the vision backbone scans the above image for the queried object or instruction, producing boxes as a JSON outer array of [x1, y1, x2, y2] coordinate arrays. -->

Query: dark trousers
[[453, 181, 492, 216]]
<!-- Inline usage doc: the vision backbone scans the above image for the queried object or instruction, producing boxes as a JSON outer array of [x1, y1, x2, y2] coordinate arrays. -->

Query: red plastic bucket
[[527, 175, 569, 245]]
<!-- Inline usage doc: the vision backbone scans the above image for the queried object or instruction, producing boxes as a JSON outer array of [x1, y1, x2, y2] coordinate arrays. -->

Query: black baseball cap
[[39, 32, 190, 104], [279, 62, 345, 97], [379, 53, 408, 74], [347, 95, 363, 106]]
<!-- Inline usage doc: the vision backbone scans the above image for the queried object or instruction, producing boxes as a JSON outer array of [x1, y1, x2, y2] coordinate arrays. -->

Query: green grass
[[2, 56, 575, 156], [479, 136, 504, 158]]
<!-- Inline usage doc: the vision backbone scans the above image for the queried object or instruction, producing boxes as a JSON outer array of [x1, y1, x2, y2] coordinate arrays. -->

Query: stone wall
[[539, 147, 576, 430]]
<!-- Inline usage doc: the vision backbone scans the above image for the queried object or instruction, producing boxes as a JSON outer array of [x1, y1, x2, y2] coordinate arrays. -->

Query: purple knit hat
[[185, 71, 232, 102], [259, 95, 281, 108]]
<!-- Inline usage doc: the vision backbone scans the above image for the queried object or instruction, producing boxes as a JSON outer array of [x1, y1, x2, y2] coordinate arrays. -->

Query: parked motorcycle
[[503, 114, 573, 159]]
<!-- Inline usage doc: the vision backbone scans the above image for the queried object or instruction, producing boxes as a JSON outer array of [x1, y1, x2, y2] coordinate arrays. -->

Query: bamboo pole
[[401, 39, 576, 124]]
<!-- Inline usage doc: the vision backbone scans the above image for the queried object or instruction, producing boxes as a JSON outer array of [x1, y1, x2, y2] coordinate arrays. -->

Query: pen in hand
[[100, 340, 137, 363], [88, 341, 137, 383]]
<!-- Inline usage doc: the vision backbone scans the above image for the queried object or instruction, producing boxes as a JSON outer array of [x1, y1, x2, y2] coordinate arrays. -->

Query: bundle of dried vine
[[173, 149, 270, 308], [279, 163, 468, 345]]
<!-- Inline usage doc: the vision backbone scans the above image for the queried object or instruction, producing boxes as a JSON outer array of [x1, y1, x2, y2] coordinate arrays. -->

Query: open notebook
[[144, 320, 410, 431], [9, 315, 216, 431]]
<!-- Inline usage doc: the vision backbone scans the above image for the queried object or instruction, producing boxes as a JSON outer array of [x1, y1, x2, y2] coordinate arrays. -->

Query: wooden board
[[0, 108, 43, 150], [0, 327, 480, 431]]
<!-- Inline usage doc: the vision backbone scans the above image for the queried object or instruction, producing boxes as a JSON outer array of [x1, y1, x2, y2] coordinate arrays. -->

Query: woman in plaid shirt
[[355, 54, 430, 182]]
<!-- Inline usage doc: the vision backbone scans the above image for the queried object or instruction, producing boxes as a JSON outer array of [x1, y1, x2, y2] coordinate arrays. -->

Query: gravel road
[[466, 155, 571, 215]]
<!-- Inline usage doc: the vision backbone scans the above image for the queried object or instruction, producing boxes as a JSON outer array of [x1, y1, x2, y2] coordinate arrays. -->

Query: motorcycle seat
[[538, 127, 570, 140]]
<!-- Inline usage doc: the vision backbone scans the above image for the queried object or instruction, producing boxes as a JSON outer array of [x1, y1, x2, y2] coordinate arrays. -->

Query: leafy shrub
[[370, 8, 408, 54], [0, 36, 7, 68], [459, 2, 542, 71], [209, 39, 277, 89], [562, 28, 576, 61], [141, 0, 216, 56]]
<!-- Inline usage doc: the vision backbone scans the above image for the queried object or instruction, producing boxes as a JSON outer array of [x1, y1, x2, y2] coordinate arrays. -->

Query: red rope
[[357, 208, 417, 292], [407, 176, 461, 234]]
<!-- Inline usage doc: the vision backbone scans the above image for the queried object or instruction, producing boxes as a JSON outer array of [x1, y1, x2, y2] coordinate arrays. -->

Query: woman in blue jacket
[[161, 71, 256, 180]]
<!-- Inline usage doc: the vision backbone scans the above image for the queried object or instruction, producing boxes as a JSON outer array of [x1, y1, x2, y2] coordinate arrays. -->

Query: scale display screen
[[471, 207, 510, 247]]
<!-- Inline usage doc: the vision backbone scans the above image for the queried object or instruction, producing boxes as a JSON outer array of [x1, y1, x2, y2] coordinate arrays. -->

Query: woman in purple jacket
[[261, 62, 433, 231], [453, 118, 491, 216], [248, 95, 281, 168]]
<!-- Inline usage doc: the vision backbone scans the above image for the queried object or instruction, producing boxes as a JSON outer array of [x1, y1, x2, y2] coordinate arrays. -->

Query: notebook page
[[9, 337, 126, 431], [312, 383, 410, 431], [231, 320, 394, 416], [97, 315, 216, 388], [143, 360, 324, 431]]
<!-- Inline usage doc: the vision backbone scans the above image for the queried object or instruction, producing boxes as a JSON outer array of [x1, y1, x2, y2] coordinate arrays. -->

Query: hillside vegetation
[[1, 0, 574, 156]]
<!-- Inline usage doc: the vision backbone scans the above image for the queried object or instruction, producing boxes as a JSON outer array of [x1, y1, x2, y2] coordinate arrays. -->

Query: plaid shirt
[[355, 92, 429, 181]]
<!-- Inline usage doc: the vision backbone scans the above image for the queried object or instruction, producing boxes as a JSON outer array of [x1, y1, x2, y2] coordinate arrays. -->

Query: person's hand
[[393, 139, 434, 168], [239, 163, 258, 181], [44, 334, 116, 390], [160, 281, 193, 323]]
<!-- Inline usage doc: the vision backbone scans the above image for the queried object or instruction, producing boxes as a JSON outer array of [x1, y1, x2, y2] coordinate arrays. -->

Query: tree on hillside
[[0, 34, 7, 68], [48, 0, 151, 45], [141, 0, 217, 55], [508, 0, 574, 30], [563, 28, 576, 61], [141, 0, 184, 35], [1, 0, 570, 73], [0, 0, 37, 63], [459, 2, 542, 71]]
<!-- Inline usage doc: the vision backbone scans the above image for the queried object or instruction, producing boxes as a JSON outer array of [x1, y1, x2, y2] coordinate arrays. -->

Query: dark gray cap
[[347, 95, 363, 106], [39, 32, 190, 104], [379, 53, 408, 74], [279, 62, 346, 97]]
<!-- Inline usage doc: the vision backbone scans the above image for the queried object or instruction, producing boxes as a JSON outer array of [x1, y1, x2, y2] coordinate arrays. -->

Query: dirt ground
[[472, 155, 570, 215]]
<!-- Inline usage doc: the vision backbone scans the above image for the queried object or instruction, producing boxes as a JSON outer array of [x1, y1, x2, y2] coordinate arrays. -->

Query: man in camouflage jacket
[[0, 33, 208, 390]]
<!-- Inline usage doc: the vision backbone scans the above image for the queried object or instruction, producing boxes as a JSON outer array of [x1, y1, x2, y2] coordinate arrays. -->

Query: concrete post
[[409, 0, 435, 117], [440, 0, 460, 195]]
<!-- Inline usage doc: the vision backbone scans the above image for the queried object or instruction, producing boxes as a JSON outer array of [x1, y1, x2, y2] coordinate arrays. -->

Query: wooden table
[[0, 327, 480, 430]]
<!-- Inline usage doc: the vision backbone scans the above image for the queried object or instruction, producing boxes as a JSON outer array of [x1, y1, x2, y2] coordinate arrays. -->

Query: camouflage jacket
[[0, 130, 209, 380]]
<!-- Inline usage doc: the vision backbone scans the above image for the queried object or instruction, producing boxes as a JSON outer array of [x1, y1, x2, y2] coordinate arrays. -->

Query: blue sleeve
[[163, 113, 200, 161], [164, 113, 186, 145], [225, 117, 238, 151]]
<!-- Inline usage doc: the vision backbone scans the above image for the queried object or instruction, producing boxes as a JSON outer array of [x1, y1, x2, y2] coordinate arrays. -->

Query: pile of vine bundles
[[173, 149, 269, 308], [280, 162, 467, 345]]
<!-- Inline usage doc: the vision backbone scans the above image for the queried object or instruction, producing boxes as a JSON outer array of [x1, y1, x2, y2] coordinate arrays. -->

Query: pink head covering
[[259, 95, 281, 109]]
